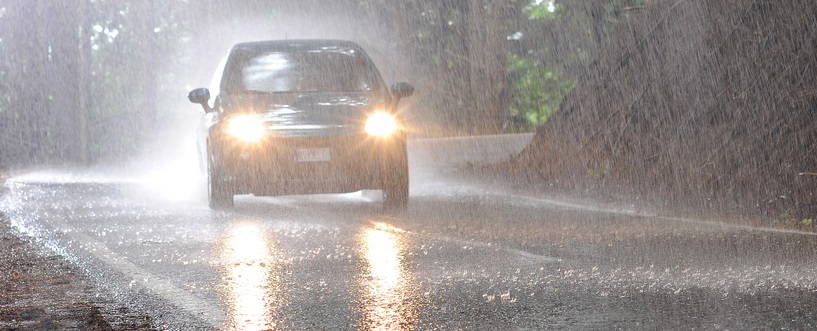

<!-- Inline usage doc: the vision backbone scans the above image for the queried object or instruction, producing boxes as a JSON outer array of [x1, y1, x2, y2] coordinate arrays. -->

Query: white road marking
[[9, 211, 227, 329], [484, 189, 817, 237], [369, 221, 563, 264]]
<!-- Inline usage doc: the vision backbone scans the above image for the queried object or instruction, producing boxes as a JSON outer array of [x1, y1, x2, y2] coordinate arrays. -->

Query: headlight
[[365, 112, 399, 137], [225, 114, 265, 142]]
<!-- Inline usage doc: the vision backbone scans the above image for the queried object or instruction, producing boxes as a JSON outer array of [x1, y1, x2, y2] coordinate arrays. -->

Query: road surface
[[2, 140, 817, 330]]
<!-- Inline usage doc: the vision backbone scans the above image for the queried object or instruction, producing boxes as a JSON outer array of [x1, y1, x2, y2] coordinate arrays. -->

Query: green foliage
[[0, 0, 654, 162], [774, 213, 815, 227], [506, 0, 648, 131], [85, 0, 191, 159], [775, 212, 795, 224], [507, 54, 575, 128], [527, 0, 562, 20]]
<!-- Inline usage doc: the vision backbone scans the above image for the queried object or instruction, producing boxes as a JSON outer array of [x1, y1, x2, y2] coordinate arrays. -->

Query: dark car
[[188, 39, 413, 210]]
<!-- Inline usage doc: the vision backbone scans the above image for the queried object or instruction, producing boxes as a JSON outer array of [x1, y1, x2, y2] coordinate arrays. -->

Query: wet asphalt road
[[2, 159, 817, 330]]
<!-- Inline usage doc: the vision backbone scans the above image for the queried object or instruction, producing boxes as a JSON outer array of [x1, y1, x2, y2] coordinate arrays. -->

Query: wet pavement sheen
[[2, 166, 817, 330]]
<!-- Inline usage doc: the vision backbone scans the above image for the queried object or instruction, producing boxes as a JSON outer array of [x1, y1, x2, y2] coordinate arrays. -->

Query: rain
[[1, 0, 816, 330]]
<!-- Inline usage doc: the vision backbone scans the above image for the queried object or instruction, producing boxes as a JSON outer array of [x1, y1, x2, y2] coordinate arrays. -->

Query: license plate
[[295, 148, 332, 162]]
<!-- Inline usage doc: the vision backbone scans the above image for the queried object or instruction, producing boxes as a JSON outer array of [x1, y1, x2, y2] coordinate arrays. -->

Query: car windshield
[[223, 47, 378, 94]]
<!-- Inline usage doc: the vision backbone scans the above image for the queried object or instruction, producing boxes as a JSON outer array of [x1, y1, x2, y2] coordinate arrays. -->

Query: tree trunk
[[48, 1, 92, 164], [4, 0, 51, 165], [466, 0, 507, 135], [75, 0, 92, 164], [135, 1, 159, 142]]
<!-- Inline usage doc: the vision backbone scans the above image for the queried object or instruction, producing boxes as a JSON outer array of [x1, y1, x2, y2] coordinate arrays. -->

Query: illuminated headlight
[[225, 114, 265, 142], [365, 112, 399, 137]]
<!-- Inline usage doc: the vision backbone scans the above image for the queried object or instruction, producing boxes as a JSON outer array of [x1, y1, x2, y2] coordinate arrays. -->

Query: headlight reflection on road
[[360, 222, 416, 330], [221, 222, 279, 330]]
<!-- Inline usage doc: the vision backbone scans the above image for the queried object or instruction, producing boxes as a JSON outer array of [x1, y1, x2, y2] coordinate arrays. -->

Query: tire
[[383, 140, 409, 211], [207, 143, 234, 210]]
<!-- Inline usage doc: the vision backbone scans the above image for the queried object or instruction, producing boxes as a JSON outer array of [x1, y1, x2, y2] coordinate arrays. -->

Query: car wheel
[[382, 140, 409, 211], [207, 143, 234, 210]]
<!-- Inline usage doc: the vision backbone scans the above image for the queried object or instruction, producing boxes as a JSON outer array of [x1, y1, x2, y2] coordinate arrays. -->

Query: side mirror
[[188, 88, 212, 112], [391, 82, 414, 99], [188, 88, 210, 104]]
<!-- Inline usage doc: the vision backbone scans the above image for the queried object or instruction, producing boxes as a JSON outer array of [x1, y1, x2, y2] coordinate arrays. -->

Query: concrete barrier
[[408, 133, 535, 167]]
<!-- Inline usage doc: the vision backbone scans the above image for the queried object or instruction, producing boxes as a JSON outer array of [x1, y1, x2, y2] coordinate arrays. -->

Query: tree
[[49, 1, 91, 164], [3, 0, 53, 165], [504, 0, 648, 131], [365, 0, 510, 135], [0, 0, 651, 168], [465, 0, 509, 134]]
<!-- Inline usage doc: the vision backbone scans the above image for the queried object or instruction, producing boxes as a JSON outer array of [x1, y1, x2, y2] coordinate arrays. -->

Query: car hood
[[221, 91, 388, 137]]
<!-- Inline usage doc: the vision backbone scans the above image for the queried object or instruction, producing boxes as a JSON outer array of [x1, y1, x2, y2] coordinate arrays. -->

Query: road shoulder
[[0, 177, 154, 330]]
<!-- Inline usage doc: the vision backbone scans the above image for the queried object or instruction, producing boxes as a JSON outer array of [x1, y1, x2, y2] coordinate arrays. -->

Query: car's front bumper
[[213, 133, 406, 196]]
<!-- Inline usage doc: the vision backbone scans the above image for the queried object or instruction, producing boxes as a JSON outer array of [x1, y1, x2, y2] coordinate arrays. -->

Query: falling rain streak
[[1, 0, 816, 330]]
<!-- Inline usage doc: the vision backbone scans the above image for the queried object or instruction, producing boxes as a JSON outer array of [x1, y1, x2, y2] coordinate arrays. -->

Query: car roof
[[230, 39, 363, 53]]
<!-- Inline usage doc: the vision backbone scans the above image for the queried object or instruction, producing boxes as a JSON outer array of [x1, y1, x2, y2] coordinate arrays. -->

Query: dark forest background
[[0, 0, 643, 166]]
